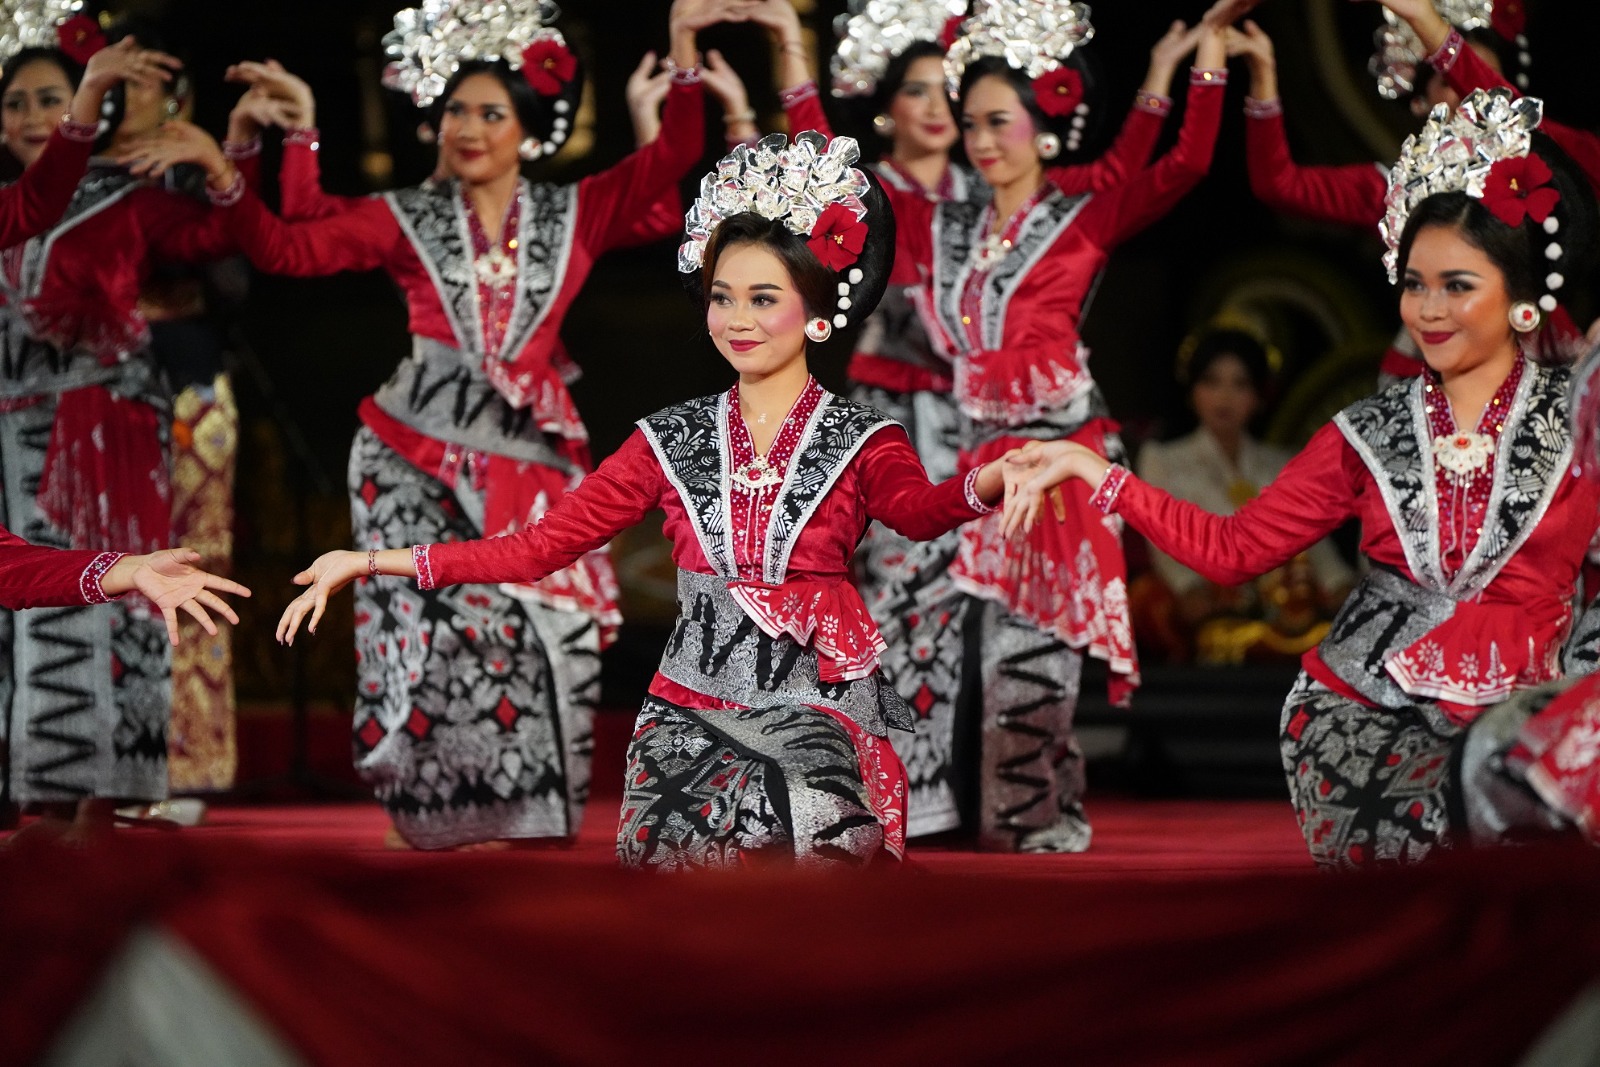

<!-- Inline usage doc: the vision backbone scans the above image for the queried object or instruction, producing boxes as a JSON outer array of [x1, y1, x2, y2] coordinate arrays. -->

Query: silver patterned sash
[[659, 568, 915, 736], [372, 336, 574, 471], [1316, 568, 1458, 709], [383, 179, 577, 362], [636, 389, 894, 584], [1334, 362, 1570, 599]]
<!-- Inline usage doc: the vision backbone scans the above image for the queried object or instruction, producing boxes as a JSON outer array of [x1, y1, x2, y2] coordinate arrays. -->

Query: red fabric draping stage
[[5, 797, 1600, 1066]]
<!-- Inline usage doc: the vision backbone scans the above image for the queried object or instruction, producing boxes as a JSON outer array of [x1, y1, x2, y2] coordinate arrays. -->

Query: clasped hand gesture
[[997, 441, 1111, 539]]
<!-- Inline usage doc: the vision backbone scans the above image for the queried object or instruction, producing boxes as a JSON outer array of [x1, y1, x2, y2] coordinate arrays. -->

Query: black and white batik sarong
[[348, 428, 599, 849], [1280, 672, 1567, 869], [617, 698, 888, 870], [0, 381, 169, 808]]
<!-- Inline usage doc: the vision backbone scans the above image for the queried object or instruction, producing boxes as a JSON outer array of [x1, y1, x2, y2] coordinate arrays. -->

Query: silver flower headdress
[[830, 0, 967, 99], [0, 0, 86, 67], [1380, 89, 1557, 293], [1370, 0, 1528, 100], [382, 0, 577, 155], [681, 132, 874, 330], [943, 0, 1093, 90]]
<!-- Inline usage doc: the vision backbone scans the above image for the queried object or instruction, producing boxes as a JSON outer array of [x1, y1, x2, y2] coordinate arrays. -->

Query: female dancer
[[125, 0, 734, 849], [757, 0, 1220, 846], [0, 26, 254, 837], [1235, 2, 1591, 373], [1002, 90, 1600, 867], [278, 132, 1027, 868]]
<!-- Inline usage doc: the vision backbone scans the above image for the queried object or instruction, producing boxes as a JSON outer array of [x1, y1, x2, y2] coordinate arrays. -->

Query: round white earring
[[805, 318, 833, 342], [1034, 131, 1061, 160], [1508, 301, 1542, 333], [872, 114, 896, 137], [518, 137, 540, 161]]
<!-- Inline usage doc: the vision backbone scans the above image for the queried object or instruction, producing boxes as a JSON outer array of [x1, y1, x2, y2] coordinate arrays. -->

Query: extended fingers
[[202, 574, 251, 598], [180, 597, 218, 637], [194, 589, 240, 626], [161, 606, 181, 646]]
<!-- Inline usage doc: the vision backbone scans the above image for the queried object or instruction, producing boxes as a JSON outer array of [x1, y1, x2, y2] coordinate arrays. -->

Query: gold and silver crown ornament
[[680, 132, 875, 329], [1379, 88, 1547, 284], [1370, 0, 1529, 100], [382, 0, 573, 116], [943, 0, 1093, 92], [0, 0, 86, 67], [830, 0, 967, 99]]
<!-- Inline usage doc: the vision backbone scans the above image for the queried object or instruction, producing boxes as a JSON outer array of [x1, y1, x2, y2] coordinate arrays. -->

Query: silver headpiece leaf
[[1380, 88, 1542, 282], [944, 0, 1093, 92], [1370, 0, 1515, 100], [382, 0, 566, 109], [830, 0, 966, 99], [680, 132, 871, 274], [0, 0, 85, 68]]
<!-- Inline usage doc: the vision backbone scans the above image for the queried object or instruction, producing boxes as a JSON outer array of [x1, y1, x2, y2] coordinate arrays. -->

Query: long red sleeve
[[426, 431, 665, 588], [1074, 79, 1224, 249], [226, 187, 401, 276], [0, 127, 93, 248], [140, 189, 240, 264], [1048, 103, 1164, 196], [856, 426, 984, 540], [279, 135, 365, 222], [1245, 110, 1386, 229], [1111, 422, 1361, 587], [0, 525, 105, 609], [783, 84, 831, 139], [576, 80, 704, 253]]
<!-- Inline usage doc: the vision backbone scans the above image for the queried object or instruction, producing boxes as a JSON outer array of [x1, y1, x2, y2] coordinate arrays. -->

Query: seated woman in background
[[1134, 328, 1353, 663]]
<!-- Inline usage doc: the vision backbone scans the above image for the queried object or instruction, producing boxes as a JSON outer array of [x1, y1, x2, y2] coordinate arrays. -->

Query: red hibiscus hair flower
[[1032, 66, 1084, 118], [1480, 154, 1560, 227], [57, 15, 106, 67], [808, 202, 868, 271], [520, 38, 577, 97], [939, 15, 965, 49], [1491, 0, 1526, 41]]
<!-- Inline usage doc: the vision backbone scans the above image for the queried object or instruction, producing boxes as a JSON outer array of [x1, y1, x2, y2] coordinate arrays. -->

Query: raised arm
[[1049, 21, 1200, 196], [277, 430, 666, 642], [1071, 31, 1227, 251], [1004, 424, 1359, 586], [1232, 21, 1387, 228]]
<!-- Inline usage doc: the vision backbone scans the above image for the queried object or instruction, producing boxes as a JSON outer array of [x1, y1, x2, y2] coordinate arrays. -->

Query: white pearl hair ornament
[[833, 313, 848, 328], [555, 100, 571, 114], [838, 297, 852, 310], [1545, 216, 1561, 234], [848, 269, 863, 284], [1548, 272, 1565, 290], [1074, 103, 1089, 116], [837, 282, 850, 295], [1540, 294, 1558, 312], [1547, 243, 1563, 260], [1517, 74, 1530, 88], [1071, 116, 1086, 130]]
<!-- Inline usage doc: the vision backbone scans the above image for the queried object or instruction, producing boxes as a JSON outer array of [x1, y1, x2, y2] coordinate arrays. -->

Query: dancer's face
[[439, 73, 522, 185], [706, 242, 810, 380], [2, 59, 73, 169], [888, 56, 957, 159], [1401, 223, 1517, 378], [1191, 353, 1260, 440], [962, 74, 1044, 191]]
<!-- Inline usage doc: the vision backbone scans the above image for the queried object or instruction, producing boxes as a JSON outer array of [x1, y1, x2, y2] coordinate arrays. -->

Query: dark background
[[98, 0, 1600, 711]]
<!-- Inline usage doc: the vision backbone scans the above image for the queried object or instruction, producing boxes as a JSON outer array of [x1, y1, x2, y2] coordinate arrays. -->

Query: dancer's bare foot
[[383, 824, 413, 850], [0, 811, 72, 849]]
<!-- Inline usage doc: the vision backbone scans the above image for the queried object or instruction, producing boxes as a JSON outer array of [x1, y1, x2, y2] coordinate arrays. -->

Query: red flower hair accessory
[[1481, 154, 1560, 227], [1032, 67, 1084, 118], [938, 15, 964, 49], [1491, 0, 1526, 41], [808, 202, 869, 271], [520, 37, 576, 97], [56, 14, 104, 66]]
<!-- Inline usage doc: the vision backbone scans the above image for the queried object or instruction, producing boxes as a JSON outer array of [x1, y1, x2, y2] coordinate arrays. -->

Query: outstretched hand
[[81, 36, 183, 95], [1201, 0, 1267, 30], [277, 549, 366, 645], [119, 549, 251, 646], [227, 59, 317, 130], [626, 51, 672, 144], [998, 440, 1110, 539]]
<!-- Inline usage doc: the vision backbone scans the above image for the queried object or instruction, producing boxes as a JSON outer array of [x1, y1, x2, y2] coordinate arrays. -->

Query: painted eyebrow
[[710, 280, 785, 290]]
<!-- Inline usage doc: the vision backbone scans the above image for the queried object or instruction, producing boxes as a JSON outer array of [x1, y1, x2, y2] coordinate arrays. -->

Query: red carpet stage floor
[[94, 794, 1317, 879]]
